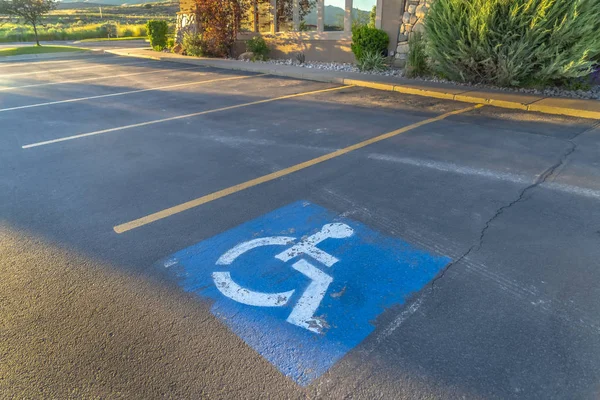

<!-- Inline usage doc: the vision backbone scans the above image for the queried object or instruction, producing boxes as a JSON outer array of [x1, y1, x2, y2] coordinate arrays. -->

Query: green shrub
[[99, 23, 117, 38], [560, 76, 593, 91], [246, 35, 269, 61], [182, 31, 204, 57], [166, 37, 175, 49], [351, 25, 388, 62], [357, 50, 387, 72], [426, 0, 600, 86], [146, 20, 168, 51], [406, 32, 428, 78]]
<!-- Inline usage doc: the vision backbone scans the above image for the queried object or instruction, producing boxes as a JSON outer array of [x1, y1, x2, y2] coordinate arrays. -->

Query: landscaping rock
[[238, 52, 254, 61], [413, 22, 425, 34], [396, 42, 410, 54], [172, 44, 183, 54], [398, 0, 434, 47], [260, 58, 404, 77], [415, 5, 428, 18]]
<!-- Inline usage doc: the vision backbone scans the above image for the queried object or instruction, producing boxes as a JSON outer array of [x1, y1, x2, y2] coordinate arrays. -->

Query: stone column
[[175, 12, 199, 44], [395, 0, 431, 67]]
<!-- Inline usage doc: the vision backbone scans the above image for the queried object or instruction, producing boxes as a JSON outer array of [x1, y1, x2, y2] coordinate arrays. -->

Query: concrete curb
[[105, 49, 600, 121]]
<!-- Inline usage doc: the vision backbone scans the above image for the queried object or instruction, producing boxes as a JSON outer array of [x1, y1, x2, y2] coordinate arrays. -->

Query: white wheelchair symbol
[[212, 223, 354, 333]]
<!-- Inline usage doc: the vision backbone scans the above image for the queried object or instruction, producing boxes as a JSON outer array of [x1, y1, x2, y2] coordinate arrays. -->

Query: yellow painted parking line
[[113, 103, 484, 234], [0, 65, 202, 92], [22, 84, 351, 149], [0, 74, 256, 112]]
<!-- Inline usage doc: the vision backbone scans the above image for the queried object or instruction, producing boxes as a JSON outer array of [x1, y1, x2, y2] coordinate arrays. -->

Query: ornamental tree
[[0, 0, 57, 46], [195, 0, 251, 57]]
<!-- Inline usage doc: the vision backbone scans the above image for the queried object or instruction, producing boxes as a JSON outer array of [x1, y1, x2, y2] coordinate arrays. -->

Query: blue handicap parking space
[[160, 201, 450, 385]]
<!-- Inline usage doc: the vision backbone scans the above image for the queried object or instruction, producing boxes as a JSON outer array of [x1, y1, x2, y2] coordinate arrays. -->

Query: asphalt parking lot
[[1, 53, 600, 399]]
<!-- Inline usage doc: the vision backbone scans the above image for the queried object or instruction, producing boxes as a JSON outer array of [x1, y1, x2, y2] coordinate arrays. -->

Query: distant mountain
[[57, 2, 109, 8], [58, 0, 160, 5], [55, 1, 369, 24]]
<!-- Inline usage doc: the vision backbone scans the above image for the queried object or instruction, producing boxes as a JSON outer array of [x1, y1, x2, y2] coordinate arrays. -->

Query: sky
[[326, 0, 377, 11]]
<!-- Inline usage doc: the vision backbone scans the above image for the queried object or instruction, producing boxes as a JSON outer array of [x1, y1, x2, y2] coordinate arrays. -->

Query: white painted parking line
[[0, 73, 256, 112], [0, 56, 107, 68], [22, 85, 350, 149], [368, 153, 600, 200], [376, 296, 425, 343], [0, 60, 154, 78], [368, 153, 530, 184], [0, 65, 202, 92], [543, 182, 600, 200]]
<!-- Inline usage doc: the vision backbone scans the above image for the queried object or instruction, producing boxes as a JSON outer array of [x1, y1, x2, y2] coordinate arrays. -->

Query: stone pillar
[[395, 0, 431, 67], [175, 12, 199, 44]]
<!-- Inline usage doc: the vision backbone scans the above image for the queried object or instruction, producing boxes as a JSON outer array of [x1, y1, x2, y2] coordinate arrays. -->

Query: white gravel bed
[[256, 58, 404, 77]]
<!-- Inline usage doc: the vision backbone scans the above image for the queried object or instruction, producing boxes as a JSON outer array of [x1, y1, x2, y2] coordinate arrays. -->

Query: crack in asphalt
[[429, 126, 594, 294]]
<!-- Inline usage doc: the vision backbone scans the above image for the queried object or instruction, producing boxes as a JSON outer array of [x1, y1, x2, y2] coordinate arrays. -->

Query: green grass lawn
[[0, 45, 87, 57]]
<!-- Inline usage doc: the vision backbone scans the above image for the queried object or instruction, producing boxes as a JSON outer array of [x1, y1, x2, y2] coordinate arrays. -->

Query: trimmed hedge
[[246, 36, 269, 61], [351, 25, 389, 62], [426, 0, 600, 86], [146, 20, 168, 51]]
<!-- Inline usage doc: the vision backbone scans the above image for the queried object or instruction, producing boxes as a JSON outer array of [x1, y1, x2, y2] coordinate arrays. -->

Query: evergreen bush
[[146, 20, 168, 51], [406, 32, 428, 78], [425, 0, 600, 86], [351, 25, 388, 62], [246, 35, 269, 61]]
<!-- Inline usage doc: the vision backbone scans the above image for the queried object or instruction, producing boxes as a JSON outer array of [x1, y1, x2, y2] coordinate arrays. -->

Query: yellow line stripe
[[114, 103, 484, 234], [22, 83, 350, 149]]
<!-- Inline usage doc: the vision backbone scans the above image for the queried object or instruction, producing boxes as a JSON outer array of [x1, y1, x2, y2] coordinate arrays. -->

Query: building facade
[[176, 0, 432, 65]]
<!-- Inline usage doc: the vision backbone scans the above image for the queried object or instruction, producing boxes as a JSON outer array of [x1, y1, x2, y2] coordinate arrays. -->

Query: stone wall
[[175, 12, 198, 44], [175, 0, 198, 44], [394, 0, 431, 66]]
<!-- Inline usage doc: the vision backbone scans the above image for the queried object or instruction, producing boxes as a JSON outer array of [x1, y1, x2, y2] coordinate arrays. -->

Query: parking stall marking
[[22, 85, 353, 149], [0, 65, 202, 92], [0, 74, 262, 112], [0, 57, 97, 69], [368, 153, 600, 201], [113, 104, 483, 234], [159, 201, 450, 385]]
